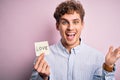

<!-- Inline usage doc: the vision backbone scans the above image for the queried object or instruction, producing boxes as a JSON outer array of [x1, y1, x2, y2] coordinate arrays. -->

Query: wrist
[[43, 77, 49, 80], [39, 74, 49, 80], [103, 63, 114, 72]]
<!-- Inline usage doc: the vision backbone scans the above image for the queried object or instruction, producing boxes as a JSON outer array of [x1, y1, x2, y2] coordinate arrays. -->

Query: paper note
[[35, 41, 49, 56]]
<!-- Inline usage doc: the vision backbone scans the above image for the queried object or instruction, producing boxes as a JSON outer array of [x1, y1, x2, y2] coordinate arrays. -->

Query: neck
[[61, 39, 81, 53]]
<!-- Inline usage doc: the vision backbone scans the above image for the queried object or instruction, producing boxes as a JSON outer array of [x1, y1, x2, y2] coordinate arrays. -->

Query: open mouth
[[66, 32, 75, 40]]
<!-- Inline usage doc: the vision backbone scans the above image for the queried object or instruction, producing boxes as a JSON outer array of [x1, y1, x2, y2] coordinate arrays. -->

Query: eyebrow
[[60, 18, 68, 21], [60, 18, 80, 21]]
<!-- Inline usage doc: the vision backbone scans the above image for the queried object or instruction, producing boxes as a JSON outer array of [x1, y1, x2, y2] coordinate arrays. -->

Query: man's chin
[[66, 41, 75, 46]]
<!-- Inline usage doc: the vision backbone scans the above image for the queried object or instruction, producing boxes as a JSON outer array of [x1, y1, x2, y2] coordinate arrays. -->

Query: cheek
[[60, 29, 65, 35], [59, 28, 66, 36], [78, 26, 83, 32], [76, 27, 82, 36], [58, 26, 66, 32]]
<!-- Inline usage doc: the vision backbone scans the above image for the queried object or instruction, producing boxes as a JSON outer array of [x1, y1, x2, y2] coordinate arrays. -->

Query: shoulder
[[49, 41, 63, 54], [81, 42, 104, 57], [81, 42, 105, 63], [49, 43, 58, 53]]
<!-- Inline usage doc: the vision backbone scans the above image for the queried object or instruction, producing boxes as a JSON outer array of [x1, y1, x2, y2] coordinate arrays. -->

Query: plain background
[[0, 0, 120, 80]]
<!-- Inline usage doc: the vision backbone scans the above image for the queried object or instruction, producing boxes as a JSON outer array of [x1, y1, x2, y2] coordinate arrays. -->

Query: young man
[[30, 0, 120, 80]]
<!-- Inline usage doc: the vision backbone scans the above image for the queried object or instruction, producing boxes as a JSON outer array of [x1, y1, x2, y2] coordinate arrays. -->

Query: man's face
[[57, 11, 84, 48]]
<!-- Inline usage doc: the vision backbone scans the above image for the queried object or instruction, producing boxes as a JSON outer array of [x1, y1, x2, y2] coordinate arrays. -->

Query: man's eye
[[73, 21, 79, 24], [61, 20, 68, 25]]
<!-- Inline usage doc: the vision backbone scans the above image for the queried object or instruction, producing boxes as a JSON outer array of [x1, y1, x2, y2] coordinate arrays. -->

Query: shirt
[[30, 40, 115, 80]]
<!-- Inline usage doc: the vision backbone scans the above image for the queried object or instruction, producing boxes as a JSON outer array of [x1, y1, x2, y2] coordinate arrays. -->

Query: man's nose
[[67, 23, 74, 30]]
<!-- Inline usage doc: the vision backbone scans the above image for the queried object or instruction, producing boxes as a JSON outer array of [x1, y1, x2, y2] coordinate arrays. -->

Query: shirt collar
[[58, 38, 83, 54]]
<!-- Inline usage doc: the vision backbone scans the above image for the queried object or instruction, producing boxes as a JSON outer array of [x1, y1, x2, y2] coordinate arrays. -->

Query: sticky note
[[35, 41, 49, 56]]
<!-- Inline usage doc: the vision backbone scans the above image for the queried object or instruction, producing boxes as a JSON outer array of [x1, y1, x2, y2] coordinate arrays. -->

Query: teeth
[[66, 33, 75, 36]]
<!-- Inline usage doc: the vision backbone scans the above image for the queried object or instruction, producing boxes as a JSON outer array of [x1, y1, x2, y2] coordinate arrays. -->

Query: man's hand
[[34, 53, 50, 80], [105, 46, 120, 68]]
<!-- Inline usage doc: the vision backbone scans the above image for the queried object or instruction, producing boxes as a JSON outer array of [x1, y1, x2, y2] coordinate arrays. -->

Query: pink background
[[0, 0, 120, 80]]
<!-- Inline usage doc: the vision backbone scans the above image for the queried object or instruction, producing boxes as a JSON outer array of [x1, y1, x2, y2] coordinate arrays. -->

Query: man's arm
[[93, 46, 120, 80], [103, 46, 120, 79]]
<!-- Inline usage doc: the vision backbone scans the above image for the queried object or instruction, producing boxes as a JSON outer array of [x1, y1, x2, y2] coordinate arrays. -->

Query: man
[[30, 0, 120, 80]]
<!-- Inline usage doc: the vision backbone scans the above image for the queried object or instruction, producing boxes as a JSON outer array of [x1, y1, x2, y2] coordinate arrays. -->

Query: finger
[[109, 46, 114, 53], [116, 50, 120, 60], [41, 61, 48, 73], [112, 48, 120, 59], [46, 65, 50, 75], [106, 46, 114, 56], [114, 48, 120, 54], [42, 64, 50, 76], [37, 60, 45, 72], [34, 54, 44, 69], [34, 53, 44, 69]]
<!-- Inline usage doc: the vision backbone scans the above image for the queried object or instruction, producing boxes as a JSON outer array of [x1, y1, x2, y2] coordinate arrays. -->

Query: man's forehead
[[60, 12, 81, 21]]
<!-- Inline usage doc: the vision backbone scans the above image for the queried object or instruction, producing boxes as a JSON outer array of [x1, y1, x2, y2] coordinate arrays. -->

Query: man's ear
[[56, 23, 59, 30]]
